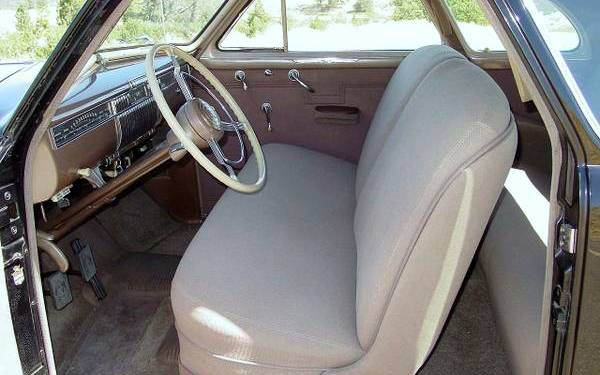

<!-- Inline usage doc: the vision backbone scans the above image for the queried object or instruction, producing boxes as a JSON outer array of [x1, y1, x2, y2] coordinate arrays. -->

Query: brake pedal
[[47, 271, 73, 310], [71, 239, 107, 301]]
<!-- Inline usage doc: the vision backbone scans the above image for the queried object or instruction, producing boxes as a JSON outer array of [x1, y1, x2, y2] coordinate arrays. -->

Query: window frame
[[216, 0, 443, 54]]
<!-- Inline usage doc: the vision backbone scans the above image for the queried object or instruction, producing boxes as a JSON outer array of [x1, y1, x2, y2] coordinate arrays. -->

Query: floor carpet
[[419, 266, 511, 375], [56, 253, 180, 375]]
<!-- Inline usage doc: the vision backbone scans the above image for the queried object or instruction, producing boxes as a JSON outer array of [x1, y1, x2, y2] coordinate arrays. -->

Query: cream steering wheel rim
[[145, 44, 266, 193]]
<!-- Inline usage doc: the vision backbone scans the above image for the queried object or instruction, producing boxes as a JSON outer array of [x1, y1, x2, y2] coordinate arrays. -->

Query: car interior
[[22, 0, 559, 374]]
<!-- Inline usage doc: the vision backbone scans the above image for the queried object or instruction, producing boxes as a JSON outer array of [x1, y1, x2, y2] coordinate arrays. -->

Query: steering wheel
[[145, 44, 266, 193]]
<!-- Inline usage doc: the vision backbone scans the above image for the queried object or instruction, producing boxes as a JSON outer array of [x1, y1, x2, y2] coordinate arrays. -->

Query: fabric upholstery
[[328, 127, 516, 375], [353, 47, 516, 348], [479, 184, 548, 375], [355, 45, 464, 196], [172, 144, 363, 372], [172, 45, 517, 375]]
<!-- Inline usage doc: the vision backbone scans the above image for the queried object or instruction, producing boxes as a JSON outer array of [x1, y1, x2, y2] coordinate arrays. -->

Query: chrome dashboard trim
[[51, 64, 174, 123], [49, 65, 179, 150]]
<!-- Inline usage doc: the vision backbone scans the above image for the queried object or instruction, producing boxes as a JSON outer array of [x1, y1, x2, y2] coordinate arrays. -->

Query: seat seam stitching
[[178, 329, 331, 372], [176, 287, 363, 353]]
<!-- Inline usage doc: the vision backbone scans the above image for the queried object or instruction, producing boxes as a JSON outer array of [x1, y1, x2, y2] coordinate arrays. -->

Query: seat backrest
[[349, 45, 517, 373], [355, 46, 466, 196]]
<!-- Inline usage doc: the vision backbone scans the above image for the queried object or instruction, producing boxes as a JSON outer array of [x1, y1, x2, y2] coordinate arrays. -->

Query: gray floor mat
[[57, 253, 180, 375], [149, 224, 199, 256], [419, 266, 511, 375], [96, 189, 182, 253]]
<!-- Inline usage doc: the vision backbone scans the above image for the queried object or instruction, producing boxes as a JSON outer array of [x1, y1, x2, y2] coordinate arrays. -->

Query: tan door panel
[[202, 67, 395, 163]]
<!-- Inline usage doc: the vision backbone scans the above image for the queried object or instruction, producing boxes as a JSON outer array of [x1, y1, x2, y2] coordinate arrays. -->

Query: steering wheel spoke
[[221, 121, 245, 132], [207, 138, 237, 180], [168, 48, 195, 102]]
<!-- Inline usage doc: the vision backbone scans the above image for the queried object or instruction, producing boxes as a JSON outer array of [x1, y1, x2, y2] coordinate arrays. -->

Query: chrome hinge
[[553, 221, 576, 331], [551, 219, 576, 374], [557, 222, 577, 255], [552, 283, 571, 334]]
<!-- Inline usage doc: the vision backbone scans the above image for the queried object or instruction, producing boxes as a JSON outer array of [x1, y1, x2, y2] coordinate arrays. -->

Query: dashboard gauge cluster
[[112, 83, 149, 113], [35, 57, 187, 204], [49, 67, 179, 151], [50, 103, 112, 148]]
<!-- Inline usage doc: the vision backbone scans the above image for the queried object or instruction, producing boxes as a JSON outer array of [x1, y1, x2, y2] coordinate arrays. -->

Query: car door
[[195, 0, 445, 163], [187, 0, 443, 208]]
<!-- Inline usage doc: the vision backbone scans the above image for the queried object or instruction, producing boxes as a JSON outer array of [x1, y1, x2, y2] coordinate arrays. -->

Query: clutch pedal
[[46, 271, 73, 310]]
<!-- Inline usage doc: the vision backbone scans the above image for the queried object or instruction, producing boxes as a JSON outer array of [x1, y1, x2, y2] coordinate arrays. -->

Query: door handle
[[234, 70, 248, 91], [288, 69, 315, 93], [314, 105, 360, 125], [261, 102, 272, 132]]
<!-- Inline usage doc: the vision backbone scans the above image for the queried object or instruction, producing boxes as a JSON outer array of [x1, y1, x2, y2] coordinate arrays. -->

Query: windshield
[[0, 0, 87, 128], [100, 0, 226, 50], [0, 0, 85, 61], [523, 0, 600, 134]]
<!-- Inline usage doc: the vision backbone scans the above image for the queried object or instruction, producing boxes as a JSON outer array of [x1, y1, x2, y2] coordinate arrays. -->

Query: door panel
[[204, 67, 396, 163]]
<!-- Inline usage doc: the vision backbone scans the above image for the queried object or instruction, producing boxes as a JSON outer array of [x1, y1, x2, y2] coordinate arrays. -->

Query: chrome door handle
[[234, 70, 248, 91], [288, 69, 315, 93]]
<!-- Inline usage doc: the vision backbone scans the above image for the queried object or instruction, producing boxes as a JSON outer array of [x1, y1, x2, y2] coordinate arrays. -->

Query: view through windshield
[[0, 0, 85, 61], [0, 0, 225, 63], [101, 0, 225, 50]]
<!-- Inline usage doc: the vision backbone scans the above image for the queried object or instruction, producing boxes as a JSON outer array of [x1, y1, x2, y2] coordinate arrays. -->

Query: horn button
[[175, 98, 224, 148]]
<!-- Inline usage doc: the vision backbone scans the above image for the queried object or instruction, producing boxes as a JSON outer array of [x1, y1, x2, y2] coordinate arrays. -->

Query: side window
[[220, 0, 284, 50], [444, 0, 579, 53], [444, 0, 505, 52], [285, 0, 440, 51], [220, 0, 441, 51]]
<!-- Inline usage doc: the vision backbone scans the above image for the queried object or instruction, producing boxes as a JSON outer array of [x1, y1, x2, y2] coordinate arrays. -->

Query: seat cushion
[[172, 143, 364, 372]]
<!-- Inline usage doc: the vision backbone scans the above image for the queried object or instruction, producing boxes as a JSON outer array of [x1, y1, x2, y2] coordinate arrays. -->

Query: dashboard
[[33, 56, 186, 203]]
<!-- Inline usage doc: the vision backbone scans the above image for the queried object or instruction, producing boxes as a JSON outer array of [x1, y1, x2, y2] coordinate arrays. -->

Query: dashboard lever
[[77, 166, 106, 189], [261, 102, 273, 132], [288, 69, 315, 93]]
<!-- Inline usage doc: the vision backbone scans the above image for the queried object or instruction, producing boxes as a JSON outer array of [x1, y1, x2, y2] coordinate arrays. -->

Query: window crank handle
[[288, 69, 315, 93], [234, 70, 248, 91], [261, 102, 273, 132]]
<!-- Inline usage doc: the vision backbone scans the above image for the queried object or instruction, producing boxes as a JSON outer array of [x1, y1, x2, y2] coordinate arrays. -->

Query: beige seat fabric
[[172, 45, 517, 375], [173, 144, 362, 373]]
